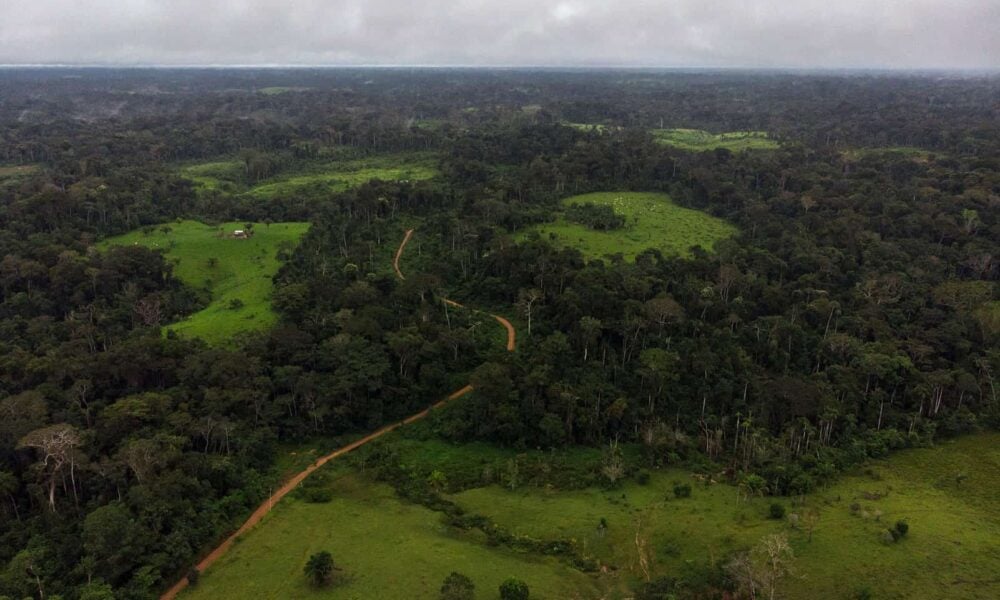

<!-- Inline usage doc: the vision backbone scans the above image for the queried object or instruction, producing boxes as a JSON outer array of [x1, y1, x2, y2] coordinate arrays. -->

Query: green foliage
[[521, 192, 737, 260], [672, 483, 692, 498], [499, 577, 530, 600], [246, 153, 438, 199], [186, 568, 200, 586], [439, 571, 475, 600], [181, 152, 438, 198], [565, 202, 625, 230], [889, 520, 910, 542], [769, 503, 786, 519], [651, 128, 778, 151], [304, 551, 335, 587], [99, 220, 309, 344], [181, 474, 597, 599]]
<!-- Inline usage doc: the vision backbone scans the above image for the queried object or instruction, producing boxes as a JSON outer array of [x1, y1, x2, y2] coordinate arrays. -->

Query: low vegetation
[[179, 152, 439, 198], [99, 220, 309, 344], [651, 128, 779, 151], [181, 431, 1000, 599], [180, 469, 600, 600], [521, 192, 737, 260]]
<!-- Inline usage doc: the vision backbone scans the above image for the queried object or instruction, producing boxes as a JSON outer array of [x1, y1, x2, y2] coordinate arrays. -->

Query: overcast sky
[[1, 0, 998, 69]]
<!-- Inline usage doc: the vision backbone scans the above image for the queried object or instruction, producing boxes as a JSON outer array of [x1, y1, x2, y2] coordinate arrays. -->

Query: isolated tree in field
[[440, 571, 475, 600], [499, 577, 530, 600], [738, 474, 767, 502], [304, 551, 337, 587], [601, 440, 626, 487], [726, 533, 794, 600]]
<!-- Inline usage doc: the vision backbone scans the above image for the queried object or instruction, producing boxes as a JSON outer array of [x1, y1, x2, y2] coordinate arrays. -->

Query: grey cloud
[[1, 0, 998, 68]]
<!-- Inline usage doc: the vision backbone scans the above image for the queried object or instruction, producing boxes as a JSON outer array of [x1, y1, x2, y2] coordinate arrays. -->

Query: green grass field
[[179, 161, 246, 193], [652, 129, 779, 151], [179, 430, 1000, 600], [451, 433, 1000, 599], [842, 146, 937, 162], [0, 164, 39, 189], [179, 153, 439, 199], [99, 220, 309, 344], [520, 192, 737, 260], [182, 468, 601, 600]]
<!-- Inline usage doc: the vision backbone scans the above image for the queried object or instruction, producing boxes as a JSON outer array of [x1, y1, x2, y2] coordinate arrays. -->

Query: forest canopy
[[0, 68, 997, 600]]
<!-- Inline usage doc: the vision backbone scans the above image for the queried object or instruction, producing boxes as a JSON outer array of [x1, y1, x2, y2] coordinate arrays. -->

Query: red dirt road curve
[[160, 228, 514, 600]]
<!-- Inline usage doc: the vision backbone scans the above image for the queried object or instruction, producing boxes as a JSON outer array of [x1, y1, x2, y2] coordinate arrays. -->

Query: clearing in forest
[[522, 191, 737, 260], [0, 164, 39, 188], [99, 220, 309, 344], [179, 469, 598, 600], [179, 152, 439, 198], [842, 146, 938, 162], [447, 432, 1000, 600], [652, 128, 779, 151], [178, 427, 999, 600]]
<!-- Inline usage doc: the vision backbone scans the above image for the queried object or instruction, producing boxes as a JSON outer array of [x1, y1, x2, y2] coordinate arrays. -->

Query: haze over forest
[[2, 0, 999, 69]]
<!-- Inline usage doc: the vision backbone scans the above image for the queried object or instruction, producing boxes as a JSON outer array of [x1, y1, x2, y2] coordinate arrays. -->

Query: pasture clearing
[[520, 191, 737, 260], [178, 424, 999, 600], [180, 469, 601, 600], [652, 128, 779, 151], [843, 146, 939, 162], [99, 220, 309, 344], [178, 152, 438, 198], [449, 432, 1000, 599]]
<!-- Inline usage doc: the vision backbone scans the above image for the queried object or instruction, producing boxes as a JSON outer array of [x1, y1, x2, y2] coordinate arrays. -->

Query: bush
[[636, 470, 651, 485], [304, 551, 336, 587], [499, 577, 530, 600], [673, 483, 692, 498], [769, 503, 786, 520], [186, 568, 200, 586], [895, 520, 908, 537], [302, 487, 333, 503], [440, 571, 475, 600]]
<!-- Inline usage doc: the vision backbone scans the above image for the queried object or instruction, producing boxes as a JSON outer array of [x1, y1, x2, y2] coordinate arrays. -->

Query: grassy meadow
[[181, 468, 601, 600], [652, 129, 779, 151], [452, 433, 1000, 599], [842, 146, 938, 162], [179, 430, 1000, 600], [99, 220, 309, 344], [0, 164, 39, 189], [521, 192, 737, 260], [179, 152, 439, 198]]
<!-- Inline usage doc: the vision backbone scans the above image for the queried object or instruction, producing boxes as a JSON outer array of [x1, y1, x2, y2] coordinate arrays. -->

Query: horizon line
[[1, 63, 998, 74]]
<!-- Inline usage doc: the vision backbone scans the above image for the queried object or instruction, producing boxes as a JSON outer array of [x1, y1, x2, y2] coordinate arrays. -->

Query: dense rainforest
[[0, 68, 997, 599]]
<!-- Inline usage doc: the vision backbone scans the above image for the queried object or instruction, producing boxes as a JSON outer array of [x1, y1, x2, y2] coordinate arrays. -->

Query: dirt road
[[160, 228, 515, 600]]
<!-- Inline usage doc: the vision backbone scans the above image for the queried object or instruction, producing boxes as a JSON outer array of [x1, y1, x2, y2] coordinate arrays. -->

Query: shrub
[[186, 568, 200, 586], [636, 470, 651, 485], [894, 520, 909, 538], [499, 577, 530, 600], [304, 551, 336, 587], [769, 503, 786, 520], [440, 571, 475, 600], [302, 487, 333, 503], [673, 483, 692, 498]]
